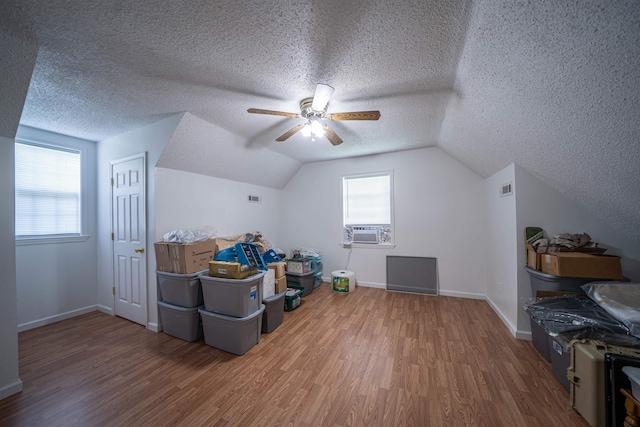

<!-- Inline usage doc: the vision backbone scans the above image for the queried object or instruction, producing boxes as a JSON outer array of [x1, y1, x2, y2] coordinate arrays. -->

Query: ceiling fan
[[247, 84, 381, 146]]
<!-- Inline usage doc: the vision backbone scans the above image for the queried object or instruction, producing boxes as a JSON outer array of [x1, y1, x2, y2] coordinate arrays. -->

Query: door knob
[[135, 248, 145, 253]]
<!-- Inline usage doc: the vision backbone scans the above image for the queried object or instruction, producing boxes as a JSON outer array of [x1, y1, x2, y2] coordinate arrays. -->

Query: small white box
[[262, 269, 275, 300]]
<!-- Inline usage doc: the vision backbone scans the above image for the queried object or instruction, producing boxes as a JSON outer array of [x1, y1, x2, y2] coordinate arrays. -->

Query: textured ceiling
[[1, 0, 639, 241]]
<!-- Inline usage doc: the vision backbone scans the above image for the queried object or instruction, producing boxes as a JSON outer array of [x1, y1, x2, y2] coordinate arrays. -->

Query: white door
[[111, 153, 147, 326]]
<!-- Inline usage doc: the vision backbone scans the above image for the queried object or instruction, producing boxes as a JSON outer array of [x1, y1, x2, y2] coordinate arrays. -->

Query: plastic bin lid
[[199, 271, 266, 283], [198, 304, 265, 321], [157, 300, 203, 312], [263, 290, 286, 303], [524, 265, 630, 282], [156, 269, 207, 278], [285, 270, 314, 277]]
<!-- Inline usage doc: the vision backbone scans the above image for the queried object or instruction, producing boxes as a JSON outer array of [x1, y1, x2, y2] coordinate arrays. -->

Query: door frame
[[110, 152, 148, 327]]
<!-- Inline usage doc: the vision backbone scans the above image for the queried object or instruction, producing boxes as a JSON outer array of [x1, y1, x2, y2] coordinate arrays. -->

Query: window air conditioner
[[351, 226, 380, 244]]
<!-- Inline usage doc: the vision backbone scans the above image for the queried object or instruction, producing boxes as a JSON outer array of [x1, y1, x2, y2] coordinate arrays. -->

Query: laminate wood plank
[[0, 284, 591, 426]]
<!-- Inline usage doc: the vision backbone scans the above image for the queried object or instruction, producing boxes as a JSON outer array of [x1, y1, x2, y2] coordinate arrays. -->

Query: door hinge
[[111, 232, 114, 240], [110, 178, 114, 186], [112, 287, 115, 296]]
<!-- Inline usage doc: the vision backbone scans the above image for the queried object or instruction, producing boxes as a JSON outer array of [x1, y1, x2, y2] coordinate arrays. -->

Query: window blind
[[15, 142, 81, 237], [343, 173, 391, 225]]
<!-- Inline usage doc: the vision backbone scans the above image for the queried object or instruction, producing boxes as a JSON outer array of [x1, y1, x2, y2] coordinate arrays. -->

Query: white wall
[[0, 31, 38, 400], [280, 147, 488, 297], [97, 114, 184, 331], [484, 164, 519, 335], [155, 168, 283, 245], [14, 126, 98, 331], [0, 136, 21, 400], [514, 164, 640, 335]]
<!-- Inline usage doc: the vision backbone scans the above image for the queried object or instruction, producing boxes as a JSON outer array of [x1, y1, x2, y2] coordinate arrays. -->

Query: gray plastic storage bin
[[157, 300, 203, 342], [156, 270, 205, 308], [550, 334, 572, 391], [262, 290, 286, 333], [525, 266, 627, 360], [525, 266, 598, 296], [199, 305, 265, 355], [526, 266, 593, 360], [285, 270, 314, 297], [199, 271, 265, 318]]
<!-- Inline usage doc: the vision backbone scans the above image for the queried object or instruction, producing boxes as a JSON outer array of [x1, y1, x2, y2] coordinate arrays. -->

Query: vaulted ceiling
[[1, 1, 639, 241]]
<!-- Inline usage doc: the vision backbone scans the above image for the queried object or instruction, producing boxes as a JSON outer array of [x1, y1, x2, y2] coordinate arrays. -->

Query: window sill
[[339, 242, 396, 249], [16, 235, 90, 246]]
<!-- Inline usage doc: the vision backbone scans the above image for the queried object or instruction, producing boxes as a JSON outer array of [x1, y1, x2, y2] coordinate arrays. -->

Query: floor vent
[[386, 256, 438, 295]]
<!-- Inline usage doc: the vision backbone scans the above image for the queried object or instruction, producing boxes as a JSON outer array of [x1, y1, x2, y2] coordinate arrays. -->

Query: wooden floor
[[0, 284, 589, 427]]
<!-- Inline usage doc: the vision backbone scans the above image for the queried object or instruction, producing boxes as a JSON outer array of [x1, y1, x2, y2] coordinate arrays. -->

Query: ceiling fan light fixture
[[300, 120, 324, 139], [301, 123, 312, 137], [247, 83, 380, 145], [310, 120, 324, 136]]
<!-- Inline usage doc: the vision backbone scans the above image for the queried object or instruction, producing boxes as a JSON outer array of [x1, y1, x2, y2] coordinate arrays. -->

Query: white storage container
[[199, 305, 265, 355]]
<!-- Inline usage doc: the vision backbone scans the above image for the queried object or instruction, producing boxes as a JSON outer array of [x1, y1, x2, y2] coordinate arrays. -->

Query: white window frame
[[341, 171, 395, 248], [15, 138, 89, 245]]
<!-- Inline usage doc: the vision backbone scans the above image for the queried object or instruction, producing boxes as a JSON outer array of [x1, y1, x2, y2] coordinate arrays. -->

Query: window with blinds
[[15, 142, 82, 237], [342, 172, 392, 226]]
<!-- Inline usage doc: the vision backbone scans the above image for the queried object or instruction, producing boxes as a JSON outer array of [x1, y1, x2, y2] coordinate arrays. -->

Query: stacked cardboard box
[[208, 260, 256, 279], [154, 238, 217, 274], [268, 262, 286, 293]]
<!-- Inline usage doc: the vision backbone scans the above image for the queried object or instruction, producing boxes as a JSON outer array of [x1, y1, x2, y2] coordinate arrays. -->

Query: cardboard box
[[275, 275, 287, 293], [286, 258, 312, 274], [526, 243, 541, 270], [540, 252, 623, 280], [154, 238, 217, 274], [215, 235, 249, 251], [268, 261, 286, 279], [208, 260, 257, 280]]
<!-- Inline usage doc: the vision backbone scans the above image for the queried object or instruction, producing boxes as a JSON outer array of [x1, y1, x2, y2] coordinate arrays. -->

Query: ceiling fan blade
[[311, 84, 335, 111], [276, 124, 305, 141], [247, 108, 299, 118], [328, 111, 381, 121], [323, 124, 343, 146]]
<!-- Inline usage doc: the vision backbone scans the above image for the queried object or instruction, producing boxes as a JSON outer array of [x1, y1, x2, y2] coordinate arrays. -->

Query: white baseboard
[[354, 281, 386, 289], [0, 379, 23, 400], [17, 305, 98, 332], [147, 322, 161, 333], [516, 330, 532, 341], [321, 276, 387, 289], [485, 296, 518, 337], [97, 304, 113, 315], [439, 289, 486, 300]]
